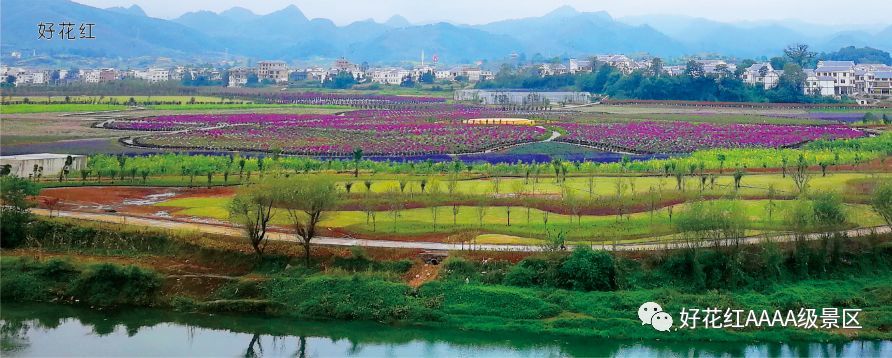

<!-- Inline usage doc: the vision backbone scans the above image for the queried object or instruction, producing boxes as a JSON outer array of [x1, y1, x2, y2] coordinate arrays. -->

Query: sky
[[74, 0, 891, 26]]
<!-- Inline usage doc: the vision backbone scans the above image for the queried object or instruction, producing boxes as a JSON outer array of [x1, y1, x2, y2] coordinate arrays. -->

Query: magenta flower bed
[[555, 122, 864, 153], [115, 107, 548, 155]]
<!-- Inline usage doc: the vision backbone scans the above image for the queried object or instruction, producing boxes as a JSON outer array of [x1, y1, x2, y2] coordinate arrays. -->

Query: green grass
[[1, 104, 127, 114], [157, 195, 884, 242]]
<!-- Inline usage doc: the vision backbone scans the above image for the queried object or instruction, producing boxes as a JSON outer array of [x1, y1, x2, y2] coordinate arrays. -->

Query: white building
[[0, 153, 87, 178], [814, 61, 856, 96], [82, 69, 101, 84], [435, 70, 453, 80], [804, 69, 835, 96], [370, 68, 411, 85], [569, 59, 593, 74], [539, 63, 568, 76], [697, 60, 737, 75], [741, 63, 781, 89], [595, 54, 637, 74], [150, 68, 170, 83], [227, 67, 252, 87], [257, 61, 289, 83]]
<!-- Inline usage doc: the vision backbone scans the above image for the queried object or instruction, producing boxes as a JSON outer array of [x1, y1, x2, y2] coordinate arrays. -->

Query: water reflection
[[1, 303, 889, 357]]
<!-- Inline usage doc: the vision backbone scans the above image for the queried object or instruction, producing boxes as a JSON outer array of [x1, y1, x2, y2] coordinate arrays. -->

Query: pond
[[2, 303, 889, 357]]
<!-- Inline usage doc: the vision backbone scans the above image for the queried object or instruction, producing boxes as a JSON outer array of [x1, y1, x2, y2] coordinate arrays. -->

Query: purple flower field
[[115, 107, 549, 155], [555, 121, 864, 153]]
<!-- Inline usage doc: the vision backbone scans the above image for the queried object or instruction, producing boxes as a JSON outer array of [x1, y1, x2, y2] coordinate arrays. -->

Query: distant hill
[[620, 14, 892, 57], [2, 1, 890, 64], [478, 6, 686, 56], [347, 23, 523, 63], [105, 5, 147, 17]]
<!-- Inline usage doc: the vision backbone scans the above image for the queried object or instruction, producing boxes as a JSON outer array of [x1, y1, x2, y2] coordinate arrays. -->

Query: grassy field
[[157, 195, 884, 243], [326, 172, 890, 197], [1, 104, 128, 114]]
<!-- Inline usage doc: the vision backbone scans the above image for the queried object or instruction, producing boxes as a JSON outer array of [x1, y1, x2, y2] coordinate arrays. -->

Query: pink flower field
[[115, 107, 549, 155], [555, 121, 865, 153]]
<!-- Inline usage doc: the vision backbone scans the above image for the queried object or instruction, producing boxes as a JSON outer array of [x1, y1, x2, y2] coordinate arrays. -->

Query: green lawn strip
[[1, 104, 127, 114], [156, 197, 884, 242]]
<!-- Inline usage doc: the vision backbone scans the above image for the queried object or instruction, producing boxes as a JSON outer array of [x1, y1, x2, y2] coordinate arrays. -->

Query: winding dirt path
[[32, 209, 891, 252]]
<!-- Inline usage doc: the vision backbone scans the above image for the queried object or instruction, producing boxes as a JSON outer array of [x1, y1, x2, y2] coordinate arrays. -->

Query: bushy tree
[[870, 182, 892, 226], [557, 247, 617, 291], [0, 177, 39, 248]]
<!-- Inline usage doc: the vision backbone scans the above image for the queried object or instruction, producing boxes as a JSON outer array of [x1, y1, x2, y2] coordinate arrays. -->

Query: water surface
[[2, 303, 889, 357]]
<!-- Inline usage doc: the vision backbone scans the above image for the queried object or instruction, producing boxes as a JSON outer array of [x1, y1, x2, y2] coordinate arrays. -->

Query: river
[[2, 303, 889, 357]]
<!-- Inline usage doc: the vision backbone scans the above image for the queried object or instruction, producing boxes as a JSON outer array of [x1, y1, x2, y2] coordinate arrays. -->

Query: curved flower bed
[[555, 122, 864, 153], [115, 107, 549, 155]]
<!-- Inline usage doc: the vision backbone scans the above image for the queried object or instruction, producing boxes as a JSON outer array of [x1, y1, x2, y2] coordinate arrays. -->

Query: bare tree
[[228, 181, 277, 260], [281, 177, 340, 266]]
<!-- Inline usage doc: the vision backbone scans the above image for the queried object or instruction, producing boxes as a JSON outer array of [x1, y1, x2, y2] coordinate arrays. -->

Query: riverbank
[[2, 218, 891, 343]]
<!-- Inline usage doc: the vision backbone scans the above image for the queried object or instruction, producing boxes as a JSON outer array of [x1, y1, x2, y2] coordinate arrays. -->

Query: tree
[[400, 75, 415, 87], [228, 181, 277, 260], [281, 177, 340, 266], [791, 154, 812, 195], [245, 73, 260, 87], [352, 148, 363, 178], [870, 182, 892, 227], [732, 168, 745, 190], [419, 71, 435, 83], [323, 71, 357, 89], [0, 177, 39, 248], [684, 60, 705, 79], [650, 57, 664, 76], [557, 247, 616, 291], [674, 199, 746, 248], [821, 46, 892, 65], [811, 192, 847, 231], [784, 43, 817, 67]]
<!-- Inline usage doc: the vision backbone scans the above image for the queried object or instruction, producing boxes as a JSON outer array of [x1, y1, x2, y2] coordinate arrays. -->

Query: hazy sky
[[74, 0, 891, 26]]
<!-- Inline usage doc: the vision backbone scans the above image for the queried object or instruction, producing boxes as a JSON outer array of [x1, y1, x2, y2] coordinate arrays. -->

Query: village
[[4, 51, 892, 103]]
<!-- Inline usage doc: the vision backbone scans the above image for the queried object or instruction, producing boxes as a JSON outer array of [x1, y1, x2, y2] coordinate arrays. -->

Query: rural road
[[32, 209, 891, 252]]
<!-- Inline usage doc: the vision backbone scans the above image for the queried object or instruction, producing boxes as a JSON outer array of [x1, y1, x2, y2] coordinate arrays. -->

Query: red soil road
[[36, 186, 235, 215]]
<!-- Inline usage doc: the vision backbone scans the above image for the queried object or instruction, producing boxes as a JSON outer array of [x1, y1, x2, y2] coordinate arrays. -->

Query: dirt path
[[33, 209, 891, 252]]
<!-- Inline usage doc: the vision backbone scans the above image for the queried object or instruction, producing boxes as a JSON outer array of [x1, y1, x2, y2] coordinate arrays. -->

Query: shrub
[[331, 247, 413, 274], [504, 257, 557, 287], [556, 247, 617, 291], [811, 192, 847, 230], [0, 271, 48, 302], [441, 257, 479, 280], [419, 281, 560, 319], [68, 264, 163, 307], [265, 275, 441, 322]]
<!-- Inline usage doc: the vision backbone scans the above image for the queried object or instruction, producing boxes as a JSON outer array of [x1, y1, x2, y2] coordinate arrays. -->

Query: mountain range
[[2, 0, 890, 65]]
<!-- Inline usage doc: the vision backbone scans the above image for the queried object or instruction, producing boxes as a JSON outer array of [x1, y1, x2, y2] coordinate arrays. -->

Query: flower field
[[555, 121, 864, 153], [116, 106, 550, 155]]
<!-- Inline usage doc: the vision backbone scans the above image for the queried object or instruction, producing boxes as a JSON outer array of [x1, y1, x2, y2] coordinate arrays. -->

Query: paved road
[[33, 209, 891, 252]]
